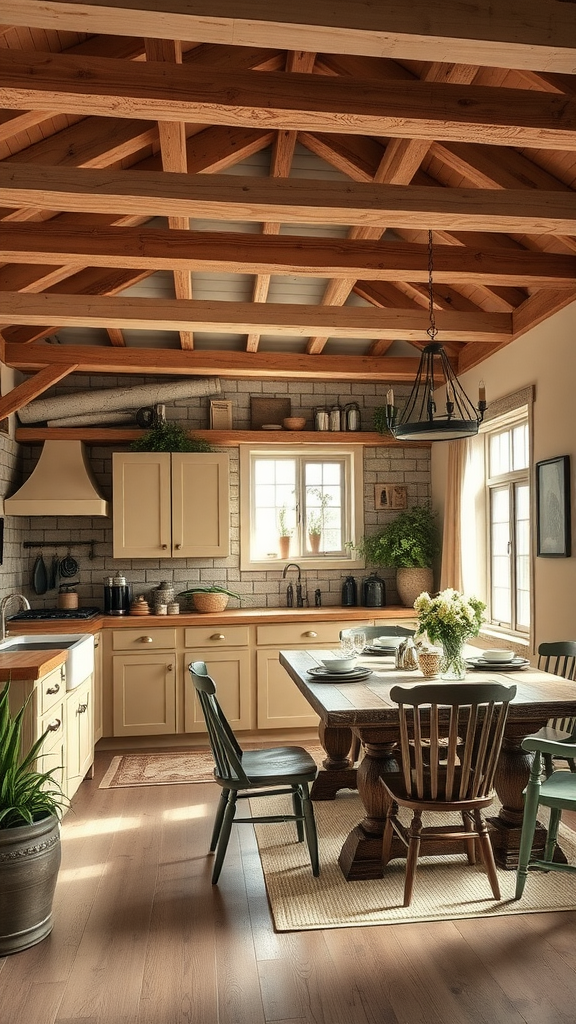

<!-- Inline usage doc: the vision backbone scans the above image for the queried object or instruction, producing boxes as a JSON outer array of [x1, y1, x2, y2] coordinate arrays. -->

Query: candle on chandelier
[[479, 381, 486, 404], [386, 388, 395, 407]]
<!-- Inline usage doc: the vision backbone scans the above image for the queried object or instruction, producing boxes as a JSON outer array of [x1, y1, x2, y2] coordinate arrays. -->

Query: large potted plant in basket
[[355, 503, 440, 607], [0, 682, 68, 955]]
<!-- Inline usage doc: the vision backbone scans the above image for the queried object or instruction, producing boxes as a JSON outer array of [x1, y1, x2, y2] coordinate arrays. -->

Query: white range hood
[[5, 440, 109, 516]]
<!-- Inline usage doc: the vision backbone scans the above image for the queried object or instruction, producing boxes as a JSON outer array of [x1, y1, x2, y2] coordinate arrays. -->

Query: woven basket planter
[[191, 592, 229, 613], [396, 567, 434, 608]]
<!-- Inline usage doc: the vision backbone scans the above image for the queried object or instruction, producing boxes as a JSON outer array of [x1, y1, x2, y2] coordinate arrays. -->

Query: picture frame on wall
[[374, 484, 407, 510], [536, 455, 571, 557]]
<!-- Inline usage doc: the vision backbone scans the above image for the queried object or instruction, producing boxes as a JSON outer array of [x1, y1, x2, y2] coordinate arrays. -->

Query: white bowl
[[372, 636, 406, 648], [482, 649, 515, 662], [321, 656, 358, 674]]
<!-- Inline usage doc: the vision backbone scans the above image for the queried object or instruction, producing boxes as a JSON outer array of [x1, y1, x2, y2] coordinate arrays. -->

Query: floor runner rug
[[252, 790, 576, 931], [99, 746, 327, 788]]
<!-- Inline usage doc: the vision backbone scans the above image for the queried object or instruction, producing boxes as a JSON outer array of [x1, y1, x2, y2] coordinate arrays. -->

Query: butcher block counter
[[0, 648, 68, 680]]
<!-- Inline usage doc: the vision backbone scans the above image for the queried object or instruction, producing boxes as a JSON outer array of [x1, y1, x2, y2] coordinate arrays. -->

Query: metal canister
[[314, 407, 330, 431], [345, 402, 361, 431], [329, 403, 342, 431]]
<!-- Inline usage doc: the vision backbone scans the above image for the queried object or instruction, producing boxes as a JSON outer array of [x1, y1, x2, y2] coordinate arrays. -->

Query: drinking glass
[[340, 634, 355, 656], [352, 631, 366, 655]]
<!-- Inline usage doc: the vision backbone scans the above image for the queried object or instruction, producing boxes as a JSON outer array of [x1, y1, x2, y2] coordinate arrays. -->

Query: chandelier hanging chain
[[427, 230, 438, 342]]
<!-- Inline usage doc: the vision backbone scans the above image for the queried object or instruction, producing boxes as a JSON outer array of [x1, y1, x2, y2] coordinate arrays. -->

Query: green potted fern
[[0, 682, 68, 955], [355, 503, 440, 607]]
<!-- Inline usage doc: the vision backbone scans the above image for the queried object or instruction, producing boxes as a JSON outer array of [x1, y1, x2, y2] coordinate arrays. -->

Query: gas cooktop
[[9, 607, 101, 621]]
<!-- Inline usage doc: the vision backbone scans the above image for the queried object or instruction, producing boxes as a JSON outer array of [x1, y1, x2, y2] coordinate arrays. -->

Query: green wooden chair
[[339, 625, 415, 642], [381, 680, 516, 907], [188, 661, 319, 884], [538, 641, 576, 774], [515, 725, 576, 899]]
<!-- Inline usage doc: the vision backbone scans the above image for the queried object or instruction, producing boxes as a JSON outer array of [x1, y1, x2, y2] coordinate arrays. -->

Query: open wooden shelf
[[15, 428, 428, 447]]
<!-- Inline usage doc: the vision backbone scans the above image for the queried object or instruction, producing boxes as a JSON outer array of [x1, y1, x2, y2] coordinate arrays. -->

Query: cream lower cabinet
[[112, 653, 177, 736], [255, 619, 368, 730], [112, 451, 230, 559], [92, 632, 103, 743], [184, 625, 251, 733], [65, 675, 93, 799]]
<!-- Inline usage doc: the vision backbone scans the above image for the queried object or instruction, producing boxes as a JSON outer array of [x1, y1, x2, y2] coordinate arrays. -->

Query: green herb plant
[[355, 503, 440, 568], [0, 682, 68, 830], [130, 421, 213, 453], [278, 504, 294, 538], [307, 488, 333, 536]]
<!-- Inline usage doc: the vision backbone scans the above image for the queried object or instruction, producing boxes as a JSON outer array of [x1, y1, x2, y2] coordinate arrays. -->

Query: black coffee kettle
[[362, 572, 386, 607]]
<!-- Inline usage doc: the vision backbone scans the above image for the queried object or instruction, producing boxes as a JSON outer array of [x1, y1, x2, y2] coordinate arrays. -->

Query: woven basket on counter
[[191, 592, 229, 613]]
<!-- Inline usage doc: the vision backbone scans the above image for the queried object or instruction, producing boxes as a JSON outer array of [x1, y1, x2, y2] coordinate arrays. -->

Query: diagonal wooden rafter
[[0, 363, 79, 420], [4, 1, 576, 74], [2, 50, 575, 150]]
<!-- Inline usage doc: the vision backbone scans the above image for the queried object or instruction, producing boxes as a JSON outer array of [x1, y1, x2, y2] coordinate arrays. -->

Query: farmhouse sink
[[0, 633, 94, 689]]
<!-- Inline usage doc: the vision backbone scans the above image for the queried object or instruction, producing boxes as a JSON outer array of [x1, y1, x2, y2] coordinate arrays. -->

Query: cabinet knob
[[46, 682, 60, 695], [303, 631, 318, 638], [78, 702, 88, 714], [167, 663, 173, 672], [162, 544, 168, 550], [139, 636, 154, 643], [175, 543, 182, 550], [210, 633, 226, 641], [47, 718, 61, 732]]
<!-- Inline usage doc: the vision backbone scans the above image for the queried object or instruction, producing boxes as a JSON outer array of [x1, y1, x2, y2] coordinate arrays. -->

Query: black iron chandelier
[[385, 231, 487, 441]]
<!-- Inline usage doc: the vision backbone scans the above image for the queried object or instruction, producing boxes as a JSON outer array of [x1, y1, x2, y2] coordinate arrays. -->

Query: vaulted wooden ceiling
[[0, 0, 575, 418]]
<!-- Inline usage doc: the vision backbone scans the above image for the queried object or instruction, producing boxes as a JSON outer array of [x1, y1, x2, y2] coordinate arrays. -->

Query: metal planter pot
[[0, 814, 61, 955]]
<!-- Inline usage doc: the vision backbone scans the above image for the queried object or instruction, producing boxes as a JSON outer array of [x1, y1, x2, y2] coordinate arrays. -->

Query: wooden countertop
[[6, 605, 415, 635], [0, 649, 67, 681]]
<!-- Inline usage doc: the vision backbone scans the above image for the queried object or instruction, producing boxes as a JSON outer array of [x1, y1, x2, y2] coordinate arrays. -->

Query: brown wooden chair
[[381, 680, 516, 907], [537, 641, 576, 774]]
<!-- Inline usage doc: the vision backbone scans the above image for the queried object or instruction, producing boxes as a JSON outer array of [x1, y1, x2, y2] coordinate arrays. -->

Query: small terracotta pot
[[308, 533, 321, 553], [279, 535, 290, 560]]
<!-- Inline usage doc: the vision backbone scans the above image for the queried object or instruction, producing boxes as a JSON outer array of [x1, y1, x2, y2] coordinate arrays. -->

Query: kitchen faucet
[[282, 563, 305, 608], [0, 593, 31, 641]]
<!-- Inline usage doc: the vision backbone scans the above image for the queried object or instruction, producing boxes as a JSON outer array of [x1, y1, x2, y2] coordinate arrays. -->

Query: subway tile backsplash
[[0, 376, 430, 610]]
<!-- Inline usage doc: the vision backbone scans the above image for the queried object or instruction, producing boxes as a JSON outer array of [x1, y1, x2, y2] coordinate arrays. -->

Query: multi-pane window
[[240, 446, 364, 569], [486, 420, 530, 632]]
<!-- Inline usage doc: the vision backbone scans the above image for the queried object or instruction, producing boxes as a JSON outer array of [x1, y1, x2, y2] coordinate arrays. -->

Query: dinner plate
[[307, 666, 373, 682], [466, 656, 529, 672], [364, 645, 396, 656]]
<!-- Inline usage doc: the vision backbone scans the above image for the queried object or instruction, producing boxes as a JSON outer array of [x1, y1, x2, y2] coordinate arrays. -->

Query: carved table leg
[[338, 739, 400, 880], [310, 722, 358, 800], [488, 736, 549, 869]]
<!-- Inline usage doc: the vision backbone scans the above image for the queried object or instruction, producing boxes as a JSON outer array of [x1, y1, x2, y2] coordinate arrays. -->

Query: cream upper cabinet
[[112, 451, 230, 558]]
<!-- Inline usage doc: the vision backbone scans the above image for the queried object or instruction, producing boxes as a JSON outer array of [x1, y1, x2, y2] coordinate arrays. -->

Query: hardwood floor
[[2, 750, 575, 1024]]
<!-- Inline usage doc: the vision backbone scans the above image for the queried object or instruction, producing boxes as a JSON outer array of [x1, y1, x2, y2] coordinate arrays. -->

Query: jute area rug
[[99, 747, 326, 789], [252, 790, 576, 932]]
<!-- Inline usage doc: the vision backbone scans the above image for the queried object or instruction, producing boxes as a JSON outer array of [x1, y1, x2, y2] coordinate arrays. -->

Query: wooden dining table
[[279, 646, 576, 881]]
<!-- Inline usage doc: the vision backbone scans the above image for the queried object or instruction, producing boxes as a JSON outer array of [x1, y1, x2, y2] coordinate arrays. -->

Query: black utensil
[[32, 554, 48, 595], [49, 554, 59, 590]]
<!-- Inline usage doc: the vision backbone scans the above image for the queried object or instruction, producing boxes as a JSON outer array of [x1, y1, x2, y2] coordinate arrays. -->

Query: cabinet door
[[256, 648, 320, 730], [184, 650, 251, 733], [113, 653, 176, 736], [171, 453, 230, 557], [112, 452, 171, 558], [93, 633, 103, 743], [66, 676, 93, 799]]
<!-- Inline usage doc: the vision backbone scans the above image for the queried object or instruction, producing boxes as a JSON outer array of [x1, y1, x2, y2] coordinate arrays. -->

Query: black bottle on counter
[[362, 572, 386, 608], [341, 575, 358, 606]]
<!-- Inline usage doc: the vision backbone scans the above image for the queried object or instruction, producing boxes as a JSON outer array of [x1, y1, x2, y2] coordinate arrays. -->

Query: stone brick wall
[[3, 376, 431, 611]]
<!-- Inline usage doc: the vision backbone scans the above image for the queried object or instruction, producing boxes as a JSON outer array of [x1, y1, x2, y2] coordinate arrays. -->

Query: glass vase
[[440, 638, 467, 680]]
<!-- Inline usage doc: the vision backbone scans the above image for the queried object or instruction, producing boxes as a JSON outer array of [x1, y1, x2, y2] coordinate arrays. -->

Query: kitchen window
[[239, 445, 364, 571], [485, 417, 531, 633]]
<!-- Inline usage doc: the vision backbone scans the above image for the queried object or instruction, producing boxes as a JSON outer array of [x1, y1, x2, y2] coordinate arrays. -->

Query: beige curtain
[[440, 439, 469, 591]]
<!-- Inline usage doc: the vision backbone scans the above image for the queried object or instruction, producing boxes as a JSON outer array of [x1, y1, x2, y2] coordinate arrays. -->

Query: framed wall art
[[536, 455, 571, 557], [374, 484, 407, 510]]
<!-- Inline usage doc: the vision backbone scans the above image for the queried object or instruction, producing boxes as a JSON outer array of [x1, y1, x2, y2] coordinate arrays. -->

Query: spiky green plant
[[177, 585, 241, 600], [0, 682, 68, 830], [130, 421, 213, 453]]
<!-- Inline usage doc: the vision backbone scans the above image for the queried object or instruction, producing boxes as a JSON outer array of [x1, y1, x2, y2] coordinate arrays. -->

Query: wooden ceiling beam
[[5, 224, 573, 285], [0, 363, 78, 420], [0, 342, 454, 383], [4, 1, 575, 74], [2, 51, 575, 150], [2, 166, 574, 234]]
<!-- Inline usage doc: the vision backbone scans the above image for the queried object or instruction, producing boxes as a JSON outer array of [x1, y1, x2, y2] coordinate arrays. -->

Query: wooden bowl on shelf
[[283, 417, 306, 431]]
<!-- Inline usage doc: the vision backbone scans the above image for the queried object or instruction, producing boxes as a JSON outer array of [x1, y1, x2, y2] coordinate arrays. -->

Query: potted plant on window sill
[[355, 503, 440, 607], [306, 488, 333, 554], [0, 682, 68, 955], [278, 505, 293, 560]]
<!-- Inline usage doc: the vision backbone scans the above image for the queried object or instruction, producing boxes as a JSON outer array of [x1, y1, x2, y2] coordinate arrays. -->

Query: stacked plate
[[307, 665, 373, 682], [364, 636, 406, 656], [466, 655, 530, 672]]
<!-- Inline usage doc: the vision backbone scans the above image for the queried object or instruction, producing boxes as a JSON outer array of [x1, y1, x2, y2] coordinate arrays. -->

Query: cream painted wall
[[432, 301, 576, 649]]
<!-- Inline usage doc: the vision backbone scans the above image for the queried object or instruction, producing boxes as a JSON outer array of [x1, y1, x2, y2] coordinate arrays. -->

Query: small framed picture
[[374, 484, 407, 510], [536, 455, 571, 557]]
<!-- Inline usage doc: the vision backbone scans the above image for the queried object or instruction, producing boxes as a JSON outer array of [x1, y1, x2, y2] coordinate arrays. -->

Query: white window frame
[[239, 444, 365, 571], [483, 410, 531, 636]]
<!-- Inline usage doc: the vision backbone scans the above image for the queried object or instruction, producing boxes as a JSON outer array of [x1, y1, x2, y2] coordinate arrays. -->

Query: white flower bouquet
[[414, 588, 486, 678]]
